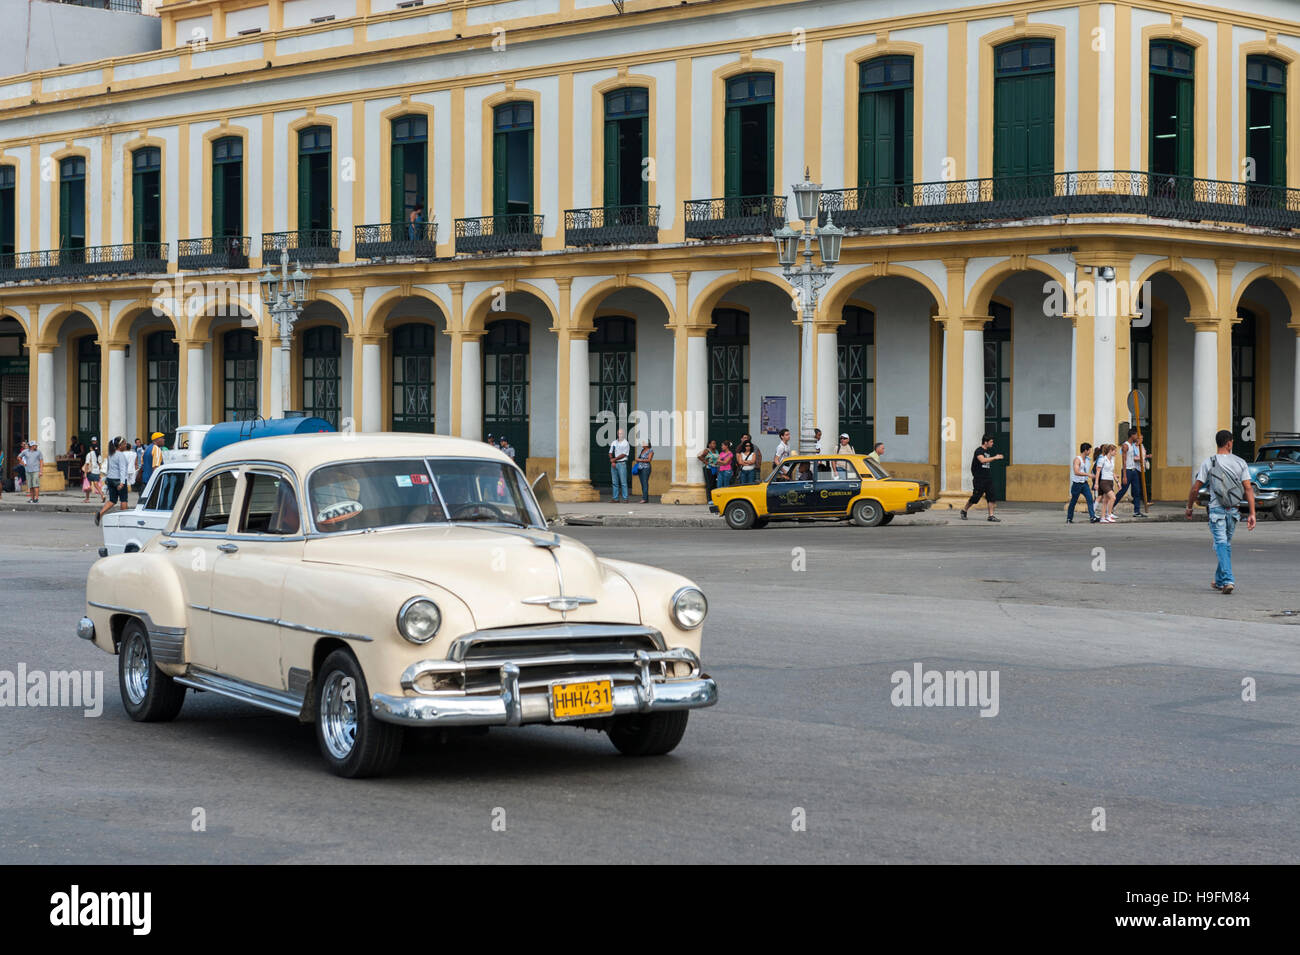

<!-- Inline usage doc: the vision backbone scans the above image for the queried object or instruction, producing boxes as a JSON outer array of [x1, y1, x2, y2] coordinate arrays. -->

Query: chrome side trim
[[174, 669, 305, 718], [207, 607, 373, 643], [446, 623, 666, 662]]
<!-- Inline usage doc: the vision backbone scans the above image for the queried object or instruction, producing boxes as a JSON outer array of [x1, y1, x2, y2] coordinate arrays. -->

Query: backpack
[[1208, 456, 1245, 510]]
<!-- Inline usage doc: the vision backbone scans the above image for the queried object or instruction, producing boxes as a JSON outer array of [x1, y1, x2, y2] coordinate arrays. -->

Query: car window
[[180, 470, 240, 533], [145, 471, 186, 511], [240, 471, 301, 536], [816, 460, 853, 481], [769, 462, 799, 483]]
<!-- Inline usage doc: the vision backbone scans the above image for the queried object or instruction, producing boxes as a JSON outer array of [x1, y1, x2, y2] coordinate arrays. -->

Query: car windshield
[[1257, 447, 1300, 463], [308, 457, 543, 533]]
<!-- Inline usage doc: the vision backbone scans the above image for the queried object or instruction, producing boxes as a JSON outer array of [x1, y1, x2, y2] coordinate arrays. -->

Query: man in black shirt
[[961, 434, 1004, 522]]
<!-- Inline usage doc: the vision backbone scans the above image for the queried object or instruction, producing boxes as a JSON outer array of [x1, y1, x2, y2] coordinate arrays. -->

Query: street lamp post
[[775, 171, 844, 454], [258, 249, 312, 416]]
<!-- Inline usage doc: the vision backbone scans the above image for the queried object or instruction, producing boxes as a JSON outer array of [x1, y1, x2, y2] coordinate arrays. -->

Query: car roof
[[781, 453, 868, 461], [197, 432, 513, 475]]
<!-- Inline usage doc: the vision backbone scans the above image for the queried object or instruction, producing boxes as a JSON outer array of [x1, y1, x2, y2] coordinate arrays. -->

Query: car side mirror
[[531, 472, 560, 524]]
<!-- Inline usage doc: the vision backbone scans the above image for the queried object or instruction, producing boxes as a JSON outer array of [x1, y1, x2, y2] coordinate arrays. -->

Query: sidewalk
[[5, 486, 1203, 526]]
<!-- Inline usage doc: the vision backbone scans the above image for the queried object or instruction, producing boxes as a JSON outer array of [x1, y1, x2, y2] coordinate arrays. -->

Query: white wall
[[870, 277, 933, 463]]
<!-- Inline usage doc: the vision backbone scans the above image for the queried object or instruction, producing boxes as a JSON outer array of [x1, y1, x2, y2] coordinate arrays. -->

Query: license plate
[[551, 679, 614, 720]]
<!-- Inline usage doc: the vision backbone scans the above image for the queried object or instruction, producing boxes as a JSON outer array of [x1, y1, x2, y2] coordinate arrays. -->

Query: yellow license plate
[[551, 679, 615, 720]]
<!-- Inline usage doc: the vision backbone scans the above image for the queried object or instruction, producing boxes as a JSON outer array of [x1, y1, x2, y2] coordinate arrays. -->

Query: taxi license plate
[[551, 679, 615, 720]]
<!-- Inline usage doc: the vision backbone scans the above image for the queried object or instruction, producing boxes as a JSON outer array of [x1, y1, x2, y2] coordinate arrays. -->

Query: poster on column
[[761, 396, 786, 435]]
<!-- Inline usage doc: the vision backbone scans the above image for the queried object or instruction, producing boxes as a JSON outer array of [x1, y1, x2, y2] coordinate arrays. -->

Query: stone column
[[1189, 317, 1220, 467], [552, 323, 600, 502], [33, 345, 66, 489], [933, 260, 970, 506], [960, 317, 986, 493], [814, 321, 839, 449], [1291, 324, 1300, 431], [360, 338, 382, 432], [456, 330, 484, 441], [104, 340, 128, 443], [258, 335, 283, 419], [1092, 273, 1118, 447], [179, 340, 205, 426]]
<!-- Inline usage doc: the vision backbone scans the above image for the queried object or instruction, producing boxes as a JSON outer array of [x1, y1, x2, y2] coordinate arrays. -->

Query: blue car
[[1247, 434, 1300, 520]]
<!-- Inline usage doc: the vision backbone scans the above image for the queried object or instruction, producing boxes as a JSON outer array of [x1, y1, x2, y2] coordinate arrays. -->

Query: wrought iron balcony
[[818, 171, 1300, 232], [0, 242, 167, 283], [354, 221, 439, 260], [564, 205, 660, 247], [454, 214, 544, 254], [684, 195, 787, 240], [178, 236, 250, 271], [53, 0, 146, 11], [261, 229, 340, 264]]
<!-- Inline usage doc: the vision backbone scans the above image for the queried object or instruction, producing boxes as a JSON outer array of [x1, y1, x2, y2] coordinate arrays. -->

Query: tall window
[[212, 137, 243, 237], [589, 315, 636, 485], [858, 56, 913, 205], [1246, 55, 1287, 193], [1233, 309, 1257, 461], [391, 115, 428, 226], [0, 165, 14, 259], [297, 126, 332, 233], [838, 307, 875, 452], [132, 147, 162, 246], [993, 39, 1055, 198], [724, 73, 775, 199], [493, 103, 534, 217], [301, 326, 341, 427], [222, 328, 259, 422], [1149, 40, 1195, 180], [483, 319, 530, 460], [707, 308, 749, 441], [146, 331, 178, 446], [59, 157, 87, 251], [391, 323, 436, 433], [76, 334, 100, 445], [603, 88, 649, 208]]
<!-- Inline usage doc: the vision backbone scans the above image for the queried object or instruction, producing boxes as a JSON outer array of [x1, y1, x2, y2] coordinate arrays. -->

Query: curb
[[1, 501, 105, 515]]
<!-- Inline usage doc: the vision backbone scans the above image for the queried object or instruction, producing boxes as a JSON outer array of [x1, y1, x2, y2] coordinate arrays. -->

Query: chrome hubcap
[[320, 671, 358, 760], [123, 633, 150, 704]]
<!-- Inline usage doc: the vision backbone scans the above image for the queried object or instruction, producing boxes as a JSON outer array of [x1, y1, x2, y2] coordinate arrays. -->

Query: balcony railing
[[818, 171, 1300, 232], [0, 242, 167, 283], [177, 236, 250, 271], [354, 221, 439, 260], [684, 195, 787, 239], [54, 0, 146, 11], [564, 205, 660, 247], [454, 214, 544, 254], [262, 229, 340, 264]]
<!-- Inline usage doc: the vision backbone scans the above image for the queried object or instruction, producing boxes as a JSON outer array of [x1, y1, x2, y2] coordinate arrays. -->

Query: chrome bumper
[[906, 498, 933, 514], [372, 666, 717, 727]]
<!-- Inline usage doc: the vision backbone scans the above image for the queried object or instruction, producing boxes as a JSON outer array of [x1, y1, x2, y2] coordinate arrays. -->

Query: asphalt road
[[1, 510, 1297, 863]]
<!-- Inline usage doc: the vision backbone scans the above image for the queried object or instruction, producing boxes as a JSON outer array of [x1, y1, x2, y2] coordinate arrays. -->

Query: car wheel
[[754, 517, 770, 528], [1277, 492, 1298, 521], [724, 501, 756, 530], [879, 513, 895, 525], [851, 499, 885, 527], [315, 649, 403, 778], [118, 619, 186, 722], [607, 711, 689, 756]]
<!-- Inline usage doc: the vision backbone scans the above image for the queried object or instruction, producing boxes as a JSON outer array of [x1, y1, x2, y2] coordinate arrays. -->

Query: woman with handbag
[[633, 440, 654, 503]]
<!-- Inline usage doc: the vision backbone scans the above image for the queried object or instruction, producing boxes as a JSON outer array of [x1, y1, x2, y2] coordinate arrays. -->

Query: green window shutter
[[901, 86, 914, 184], [413, 143, 427, 212], [764, 101, 775, 195], [639, 115, 649, 205], [724, 107, 741, 198], [212, 162, 225, 238], [1270, 90, 1287, 187], [603, 120, 620, 207], [858, 92, 876, 189], [993, 78, 1014, 181], [1176, 77, 1195, 178], [59, 179, 71, 248], [297, 152, 312, 233], [873, 92, 895, 186], [390, 141, 405, 224], [525, 128, 534, 216], [1027, 72, 1054, 177], [492, 130, 508, 216]]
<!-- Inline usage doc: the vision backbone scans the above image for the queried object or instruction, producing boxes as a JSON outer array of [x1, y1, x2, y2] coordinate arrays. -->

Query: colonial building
[[2, 0, 1299, 504]]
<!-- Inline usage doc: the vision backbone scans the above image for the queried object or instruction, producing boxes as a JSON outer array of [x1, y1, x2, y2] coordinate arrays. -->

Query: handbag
[[82, 475, 91, 491], [631, 462, 642, 476]]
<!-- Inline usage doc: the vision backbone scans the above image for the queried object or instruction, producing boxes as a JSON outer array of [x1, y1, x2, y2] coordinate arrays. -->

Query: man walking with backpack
[[1186, 429, 1255, 595]]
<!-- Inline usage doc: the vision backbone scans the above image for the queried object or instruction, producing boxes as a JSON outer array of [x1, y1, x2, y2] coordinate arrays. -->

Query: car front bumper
[[372, 672, 717, 727]]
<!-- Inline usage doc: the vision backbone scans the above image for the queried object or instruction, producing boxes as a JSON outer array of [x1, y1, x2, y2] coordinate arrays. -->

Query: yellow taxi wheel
[[851, 499, 885, 527], [879, 513, 894, 525], [724, 501, 757, 529]]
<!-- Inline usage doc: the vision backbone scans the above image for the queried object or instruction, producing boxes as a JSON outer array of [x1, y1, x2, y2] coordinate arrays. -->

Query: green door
[[58, 157, 87, 253], [132, 147, 162, 246], [492, 103, 534, 219], [391, 116, 428, 226], [1130, 319, 1155, 489], [858, 55, 913, 206], [1246, 55, 1287, 205], [589, 316, 635, 486], [993, 39, 1055, 199], [298, 126, 331, 234], [603, 88, 649, 210], [1150, 40, 1195, 196], [983, 303, 1011, 500], [212, 136, 243, 237], [1233, 309, 1257, 462], [391, 323, 436, 433], [302, 326, 341, 427], [76, 334, 100, 447], [724, 73, 775, 212], [484, 319, 529, 463], [838, 306, 874, 454], [222, 329, 259, 422], [707, 308, 749, 446], [0, 166, 15, 258], [146, 331, 178, 447]]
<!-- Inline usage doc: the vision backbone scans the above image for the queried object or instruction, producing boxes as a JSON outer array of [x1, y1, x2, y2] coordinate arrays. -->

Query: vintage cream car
[[79, 434, 716, 777]]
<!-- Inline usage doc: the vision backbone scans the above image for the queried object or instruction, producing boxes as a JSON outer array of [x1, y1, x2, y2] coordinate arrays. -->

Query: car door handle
[[217, 543, 239, 553], [137, 520, 146, 526], [159, 539, 178, 549]]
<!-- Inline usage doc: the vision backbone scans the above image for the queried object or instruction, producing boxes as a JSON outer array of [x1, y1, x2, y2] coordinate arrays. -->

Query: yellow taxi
[[708, 454, 932, 529]]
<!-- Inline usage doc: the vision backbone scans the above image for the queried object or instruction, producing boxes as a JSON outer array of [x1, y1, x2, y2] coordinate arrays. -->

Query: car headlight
[[670, 586, 708, 630], [1257, 472, 1270, 486], [397, 597, 442, 644]]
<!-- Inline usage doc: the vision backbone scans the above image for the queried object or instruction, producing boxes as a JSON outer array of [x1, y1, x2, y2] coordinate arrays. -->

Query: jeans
[[739, 468, 757, 484], [1067, 481, 1095, 521], [1114, 468, 1145, 513], [1208, 506, 1239, 587], [637, 465, 651, 501], [717, 470, 733, 488], [610, 462, 629, 501]]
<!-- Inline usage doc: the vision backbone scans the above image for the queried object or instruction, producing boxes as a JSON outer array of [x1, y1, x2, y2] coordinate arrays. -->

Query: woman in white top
[[82, 439, 105, 503], [1095, 444, 1118, 522]]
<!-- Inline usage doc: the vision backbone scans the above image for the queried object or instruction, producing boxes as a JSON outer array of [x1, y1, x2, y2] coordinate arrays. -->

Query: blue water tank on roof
[[200, 417, 335, 458]]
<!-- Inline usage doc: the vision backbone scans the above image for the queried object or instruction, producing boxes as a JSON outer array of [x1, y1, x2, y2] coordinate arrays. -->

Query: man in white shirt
[[1186, 429, 1255, 595], [608, 428, 631, 503], [1114, 428, 1148, 517], [18, 440, 43, 503], [773, 429, 792, 469]]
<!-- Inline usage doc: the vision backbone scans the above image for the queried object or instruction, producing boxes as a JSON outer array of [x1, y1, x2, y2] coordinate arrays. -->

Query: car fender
[[599, 558, 704, 659], [84, 553, 189, 662]]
